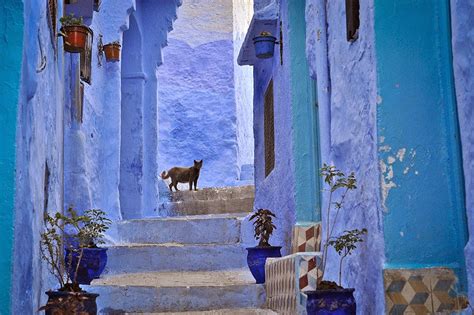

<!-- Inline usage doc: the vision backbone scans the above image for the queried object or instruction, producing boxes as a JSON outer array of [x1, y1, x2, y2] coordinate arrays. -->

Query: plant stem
[[74, 248, 84, 284], [321, 189, 333, 280], [339, 250, 349, 287], [328, 187, 350, 241]]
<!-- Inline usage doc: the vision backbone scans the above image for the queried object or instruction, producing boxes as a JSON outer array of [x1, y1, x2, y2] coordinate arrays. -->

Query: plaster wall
[[451, 0, 474, 304], [64, 0, 181, 221], [375, 0, 468, 290], [0, 1, 23, 312], [305, 0, 385, 313], [233, 0, 255, 176], [64, 0, 135, 231], [157, 0, 253, 189], [243, 0, 295, 254], [11, 0, 65, 312]]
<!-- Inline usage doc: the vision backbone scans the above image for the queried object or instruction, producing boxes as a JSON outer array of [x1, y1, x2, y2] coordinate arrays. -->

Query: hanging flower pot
[[103, 41, 121, 62], [60, 14, 91, 53], [253, 31, 277, 59]]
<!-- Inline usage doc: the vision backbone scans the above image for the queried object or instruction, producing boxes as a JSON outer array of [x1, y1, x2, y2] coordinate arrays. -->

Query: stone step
[[127, 309, 277, 314], [117, 214, 247, 245], [105, 243, 248, 274], [169, 185, 255, 202], [89, 269, 265, 313], [165, 197, 254, 216]]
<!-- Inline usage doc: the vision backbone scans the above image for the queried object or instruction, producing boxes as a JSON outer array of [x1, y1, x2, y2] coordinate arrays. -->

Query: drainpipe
[[313, 0, 331, 163]]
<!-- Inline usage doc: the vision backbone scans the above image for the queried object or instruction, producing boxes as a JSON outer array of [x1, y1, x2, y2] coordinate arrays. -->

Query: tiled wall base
[[291, 223, 322, 254], [265, 253, 322, 315], [384, 268, 469, 314]]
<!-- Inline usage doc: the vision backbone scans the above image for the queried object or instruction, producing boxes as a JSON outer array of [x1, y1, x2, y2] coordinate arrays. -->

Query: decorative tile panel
[[265, 252, 322, 315], [291, 223, 322, 254], [384, 268, 469, 315]]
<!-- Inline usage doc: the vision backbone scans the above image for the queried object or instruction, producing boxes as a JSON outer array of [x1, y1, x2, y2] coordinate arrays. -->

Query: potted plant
[[246, 208, 282, 284], [103, 41, 121, 62], [253, 31, 277, 59], [59, 14, 91, 53], [305, 164, 368, 314], [39, 211, 99, 314], [64, 208, 111, 285]]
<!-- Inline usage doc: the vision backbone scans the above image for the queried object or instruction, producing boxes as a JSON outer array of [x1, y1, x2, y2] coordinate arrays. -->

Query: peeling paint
[[396, 148, 406, 162]]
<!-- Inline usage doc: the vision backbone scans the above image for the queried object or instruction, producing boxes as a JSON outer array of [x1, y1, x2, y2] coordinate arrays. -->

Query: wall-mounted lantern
[[253, 31, 278, 59]]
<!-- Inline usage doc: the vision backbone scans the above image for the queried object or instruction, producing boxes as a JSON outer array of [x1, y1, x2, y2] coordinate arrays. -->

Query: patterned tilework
[[291, 223, 322, 254], [265, 253, 322, 315], [384, 268, 469, 315]]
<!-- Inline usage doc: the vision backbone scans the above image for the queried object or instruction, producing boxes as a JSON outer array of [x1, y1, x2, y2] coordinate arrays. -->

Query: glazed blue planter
[[65, 247, 108, 285], [306, 288, 356, 315], [246, 246, 282, 284], [253, 35, 277, 59]]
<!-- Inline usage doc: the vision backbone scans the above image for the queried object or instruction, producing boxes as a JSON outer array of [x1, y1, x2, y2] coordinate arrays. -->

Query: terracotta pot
[[42, 290, 99, 315], [103, 43, 121, 62], [61, 25, 91, 53]]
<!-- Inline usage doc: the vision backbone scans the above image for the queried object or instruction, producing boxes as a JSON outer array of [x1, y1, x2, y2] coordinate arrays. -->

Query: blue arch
[[0, 0, 24, 312]]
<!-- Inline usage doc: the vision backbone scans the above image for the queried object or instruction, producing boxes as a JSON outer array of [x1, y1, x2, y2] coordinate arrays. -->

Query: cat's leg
[[189, 178, 193, 191], [194, 176, 199, 191], [169, 182, 173, 192], [174, 181, 179, 191]]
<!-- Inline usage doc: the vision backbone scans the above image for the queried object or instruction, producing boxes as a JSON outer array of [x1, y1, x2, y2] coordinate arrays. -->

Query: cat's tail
[[160, 171, 170, 179]]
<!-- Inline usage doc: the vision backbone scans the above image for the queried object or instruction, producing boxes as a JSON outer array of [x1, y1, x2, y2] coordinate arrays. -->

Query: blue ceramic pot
[[246, 246, 282, 284], [253, 35, 277, 59], [306, 288, 356, 315], [65, 247, 108, 285]]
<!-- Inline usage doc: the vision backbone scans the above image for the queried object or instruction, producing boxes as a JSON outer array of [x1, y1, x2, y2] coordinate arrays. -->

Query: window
[[264, 79, 275, 177], [80, 29, 93, 84], [47, 0, 58, 51], [345, 0, 360, 42], [43, 162, 50, 212], [75, 82, 84, 123]]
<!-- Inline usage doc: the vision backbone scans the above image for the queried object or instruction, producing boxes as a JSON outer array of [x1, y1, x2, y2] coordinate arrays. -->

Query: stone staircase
[[89, 186, 276, 314]]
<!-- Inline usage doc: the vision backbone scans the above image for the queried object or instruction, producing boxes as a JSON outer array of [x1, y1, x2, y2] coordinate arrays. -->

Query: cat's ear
[[198, 160, 203, 164]]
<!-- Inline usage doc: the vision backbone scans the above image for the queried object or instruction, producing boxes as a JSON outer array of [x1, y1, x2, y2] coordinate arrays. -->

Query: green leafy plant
[[40, 209, 86, 292], [318, 164, 367, 288], [327, 228, 367, 286], [250, 208, 276, 247], [108, 40, 121, 46], [40, 207, 111, 292], [59, 13, 84, 27], [79, 209, 112, 247]]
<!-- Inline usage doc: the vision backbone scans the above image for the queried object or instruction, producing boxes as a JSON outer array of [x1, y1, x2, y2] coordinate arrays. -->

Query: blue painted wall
[[305, 0, 386, 313], [156, 0, 254, 189], [375, 0, 468, 287], [243, 0, 296, 253], [288, 0, 321, 224], [451, 0, 474, 303], [11, 0, 67, 312], [0, 1, 23, 313], [64, 0, 181, 221]]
